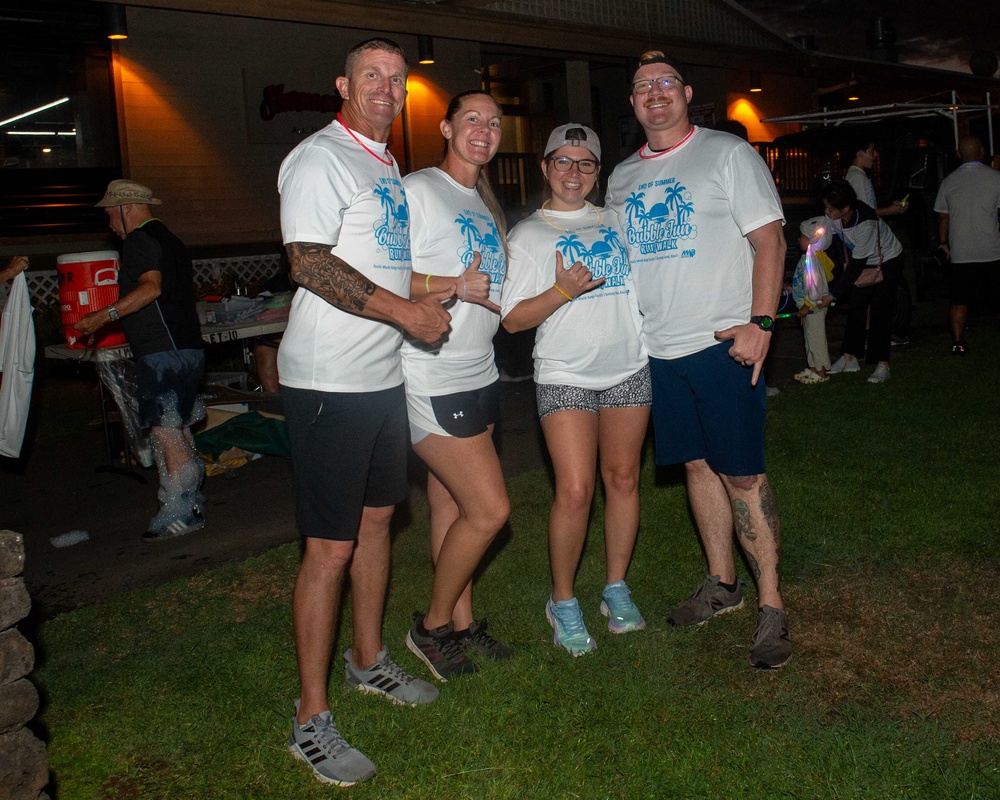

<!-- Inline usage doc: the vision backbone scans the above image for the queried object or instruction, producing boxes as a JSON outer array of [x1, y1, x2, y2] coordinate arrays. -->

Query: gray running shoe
[[343, 647, 439, 706], [458, 619, 513, 661], [750, 605, 792, 669], [288, 700, 376, 787], [406, 612, 478, 681], [668, 575, 744, 627]]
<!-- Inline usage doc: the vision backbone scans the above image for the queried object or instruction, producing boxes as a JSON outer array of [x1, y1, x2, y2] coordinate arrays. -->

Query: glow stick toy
[[802, 226, 826, 304]]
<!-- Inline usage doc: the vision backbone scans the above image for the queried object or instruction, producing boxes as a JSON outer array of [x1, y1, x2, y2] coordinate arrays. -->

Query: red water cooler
[[56, 251, 129, 349]]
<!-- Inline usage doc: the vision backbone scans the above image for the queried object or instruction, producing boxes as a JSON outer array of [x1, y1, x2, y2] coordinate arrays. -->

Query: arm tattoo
[[733, 499, 756, 542], [287, 242, 376, 314]]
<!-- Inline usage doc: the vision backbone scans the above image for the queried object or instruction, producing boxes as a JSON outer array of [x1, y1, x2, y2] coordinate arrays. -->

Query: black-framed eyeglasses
[[548, 156, 598, 174], [632, 76, 684, 94]]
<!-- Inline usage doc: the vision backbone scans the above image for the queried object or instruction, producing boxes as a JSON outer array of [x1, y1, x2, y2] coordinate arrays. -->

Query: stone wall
[[0, 532, 49, 800]]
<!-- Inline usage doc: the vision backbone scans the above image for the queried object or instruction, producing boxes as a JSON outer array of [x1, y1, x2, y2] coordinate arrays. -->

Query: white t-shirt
[[933, 162, 1000, 263], [500, 205, 646, 389], [824, 210, 903, 266], [606, 127, 784, 360], [277, 120, 412, 393], [845, 165, 877, 208], [401, 168, 505, 395]]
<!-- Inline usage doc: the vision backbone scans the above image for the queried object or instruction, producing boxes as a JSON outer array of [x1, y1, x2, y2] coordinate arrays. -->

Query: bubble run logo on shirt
[[623, 179, 698, 257], [557, 226, 631, 289], [453, 211, 506, 285], [373, 178, 411, 263]]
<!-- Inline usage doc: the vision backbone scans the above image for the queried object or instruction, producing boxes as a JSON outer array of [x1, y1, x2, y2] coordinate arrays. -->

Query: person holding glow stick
[[791, 217, 834, 384]]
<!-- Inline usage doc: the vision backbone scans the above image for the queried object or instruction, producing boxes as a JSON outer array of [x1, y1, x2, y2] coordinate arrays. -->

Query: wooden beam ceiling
[[93, 0, 809, 75]]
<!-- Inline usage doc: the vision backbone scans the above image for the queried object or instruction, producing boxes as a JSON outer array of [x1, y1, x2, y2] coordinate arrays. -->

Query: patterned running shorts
[[536, 364, 651, 421]]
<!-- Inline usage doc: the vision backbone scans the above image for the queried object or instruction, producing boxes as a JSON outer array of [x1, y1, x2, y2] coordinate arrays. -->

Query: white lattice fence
[[7, 254, 282, 309]]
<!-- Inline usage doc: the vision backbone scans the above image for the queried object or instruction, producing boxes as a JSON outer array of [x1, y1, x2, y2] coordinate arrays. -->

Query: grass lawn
[[35, 313, 1000, 798]]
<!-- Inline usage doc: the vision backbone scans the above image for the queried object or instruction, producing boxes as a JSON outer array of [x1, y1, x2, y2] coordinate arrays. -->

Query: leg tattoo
[[732, 499, 757, 542]]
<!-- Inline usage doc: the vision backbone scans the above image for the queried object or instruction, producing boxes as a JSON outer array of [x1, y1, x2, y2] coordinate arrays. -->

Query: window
[[1, 1, 121, 236]]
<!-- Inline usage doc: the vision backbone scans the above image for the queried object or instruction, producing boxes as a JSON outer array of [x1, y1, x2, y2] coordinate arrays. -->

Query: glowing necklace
[[639, 125, 696, 159], [337, 113, 394, 166], [539, 201, 603, 233]]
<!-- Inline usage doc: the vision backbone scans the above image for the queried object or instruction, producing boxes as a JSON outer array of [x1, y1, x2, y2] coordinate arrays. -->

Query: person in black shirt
[[77, 180, 207, 540]]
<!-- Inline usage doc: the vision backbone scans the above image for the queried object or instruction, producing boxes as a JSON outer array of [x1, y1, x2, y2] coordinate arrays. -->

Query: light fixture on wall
[[749, 71, 762, 93], [417, 35, 435, 65], [104, 4, 128, 40]]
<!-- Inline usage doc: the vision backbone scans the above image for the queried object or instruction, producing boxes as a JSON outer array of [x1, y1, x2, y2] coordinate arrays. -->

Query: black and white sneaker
[[288, 700, 376, 787], [142, 509, 206, 541], [457, 618, 513, 660], [406, 611, 478, 681]]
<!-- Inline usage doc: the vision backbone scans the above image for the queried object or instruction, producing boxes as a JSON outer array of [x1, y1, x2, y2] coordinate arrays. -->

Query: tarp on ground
[[194, 411, 290, 458]]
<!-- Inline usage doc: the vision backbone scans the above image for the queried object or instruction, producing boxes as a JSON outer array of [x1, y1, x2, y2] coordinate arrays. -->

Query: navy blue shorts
[[282, 384, 408, 541], [136, 349, 205, 429], [648, 343, 766, 475]]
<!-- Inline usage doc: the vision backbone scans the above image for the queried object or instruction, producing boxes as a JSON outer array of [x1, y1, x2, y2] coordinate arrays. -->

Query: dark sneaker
[[750, 605, 791, 669], [405, 612, 478, 681], [952, 340, 969, 356], [668, 575, 744, 627], [457, 618, 513, 661], [288, 700, 376, 787], [142, 509, 206, 541], [343, 647, 439, 706]]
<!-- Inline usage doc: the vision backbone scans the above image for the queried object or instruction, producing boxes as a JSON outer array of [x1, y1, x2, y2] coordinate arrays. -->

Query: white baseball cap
[[544, 124, 601, 161]]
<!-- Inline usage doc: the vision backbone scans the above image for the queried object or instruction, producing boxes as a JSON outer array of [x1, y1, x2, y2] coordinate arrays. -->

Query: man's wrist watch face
[[107, 305, 120, 321], [750, 315, 774, 331]]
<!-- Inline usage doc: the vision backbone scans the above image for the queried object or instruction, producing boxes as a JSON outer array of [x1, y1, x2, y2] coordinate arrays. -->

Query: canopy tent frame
[[762, 91, 996, 153]]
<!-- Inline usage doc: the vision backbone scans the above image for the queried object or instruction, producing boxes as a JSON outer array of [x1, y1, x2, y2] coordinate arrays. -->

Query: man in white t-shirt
[[933, 134, 1000, 355], [844, 139, 907, 218], [606, 50, 790, 669], [277, 38, 453, 787]]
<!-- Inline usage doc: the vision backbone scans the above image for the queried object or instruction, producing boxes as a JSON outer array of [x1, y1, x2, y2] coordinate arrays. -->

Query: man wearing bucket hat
[[76, 178, 207, 541], [606, 50, 790, 669]]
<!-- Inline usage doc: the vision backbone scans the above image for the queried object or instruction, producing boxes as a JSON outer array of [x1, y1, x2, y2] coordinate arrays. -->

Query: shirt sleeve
[[122, 229, 163, 280], [726, 141, 784, 237], [278, 142, 353, 247]]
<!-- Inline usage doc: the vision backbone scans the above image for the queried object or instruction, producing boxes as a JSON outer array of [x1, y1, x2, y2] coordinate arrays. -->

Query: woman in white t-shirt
[[501, 124, 650, 657], [401, 91, 512, 681]]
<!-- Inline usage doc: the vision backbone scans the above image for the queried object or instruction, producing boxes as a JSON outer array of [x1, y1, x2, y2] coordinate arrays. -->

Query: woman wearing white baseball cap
[[501, 124, 650, 656]]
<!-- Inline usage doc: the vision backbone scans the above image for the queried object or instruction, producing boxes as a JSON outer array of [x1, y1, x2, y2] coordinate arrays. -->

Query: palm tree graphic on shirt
[[557, 233, 587, 264], [625, 191, 646, 228], [452, 214, 505, 284], [374, 184, 394, 227], [455, 214, 479, 254]]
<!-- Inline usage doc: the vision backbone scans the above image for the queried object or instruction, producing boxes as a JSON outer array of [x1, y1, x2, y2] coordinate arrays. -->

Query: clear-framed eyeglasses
[[632, 76, 684, 94], [548, 156, 598, 174]]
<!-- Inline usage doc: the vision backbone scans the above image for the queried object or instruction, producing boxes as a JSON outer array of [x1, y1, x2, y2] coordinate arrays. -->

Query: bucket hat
[[95, 179, 162, 207]]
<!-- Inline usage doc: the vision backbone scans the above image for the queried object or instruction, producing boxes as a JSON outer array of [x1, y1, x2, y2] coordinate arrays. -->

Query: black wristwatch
[[749, 315, 774, 332], [107, 305, 120, 322]]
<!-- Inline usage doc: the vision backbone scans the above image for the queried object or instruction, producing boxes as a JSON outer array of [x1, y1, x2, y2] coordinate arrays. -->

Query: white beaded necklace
[[539, 201, 603, 233]]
